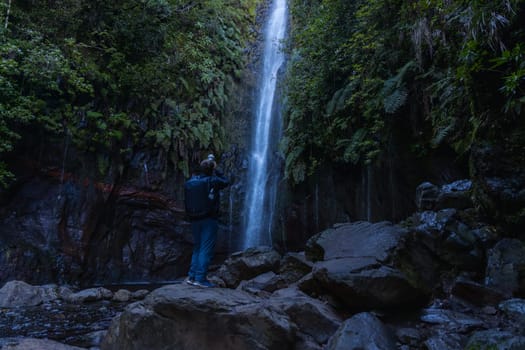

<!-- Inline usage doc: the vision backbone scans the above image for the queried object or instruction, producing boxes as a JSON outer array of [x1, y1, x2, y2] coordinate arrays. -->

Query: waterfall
[[242, 0, 287, 249]]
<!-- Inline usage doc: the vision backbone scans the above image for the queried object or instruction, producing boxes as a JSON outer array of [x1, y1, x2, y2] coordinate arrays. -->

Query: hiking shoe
[[193, 280, 216, 288], [184, 276, 196, 286]]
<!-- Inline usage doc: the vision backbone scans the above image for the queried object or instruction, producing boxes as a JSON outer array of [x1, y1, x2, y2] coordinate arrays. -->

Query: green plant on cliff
[[283, 0, 525, 184], [0, 0, 259, 185]]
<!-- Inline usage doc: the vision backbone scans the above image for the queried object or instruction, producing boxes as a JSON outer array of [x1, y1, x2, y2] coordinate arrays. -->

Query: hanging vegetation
[[0, 0, 259, 185], [283, 0, 525, 183]]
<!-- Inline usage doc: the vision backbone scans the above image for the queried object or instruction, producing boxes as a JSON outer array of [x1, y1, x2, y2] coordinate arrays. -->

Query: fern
[[382, 61, 415, 114], [431, 121, 454, 148]]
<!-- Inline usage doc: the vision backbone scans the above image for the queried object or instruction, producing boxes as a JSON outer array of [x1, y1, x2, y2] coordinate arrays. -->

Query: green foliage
[[283, 0, 525, 183], [0, 0, 259, 183]]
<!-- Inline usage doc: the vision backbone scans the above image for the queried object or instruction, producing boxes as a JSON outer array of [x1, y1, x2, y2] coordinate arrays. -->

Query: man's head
[[200, 159, 216, 176]]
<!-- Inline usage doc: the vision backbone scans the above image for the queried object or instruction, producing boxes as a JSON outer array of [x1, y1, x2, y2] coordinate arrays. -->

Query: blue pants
[[188, 217, 218, 282]]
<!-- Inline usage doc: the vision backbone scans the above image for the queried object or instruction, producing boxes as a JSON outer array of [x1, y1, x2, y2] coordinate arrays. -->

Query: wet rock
[[416, 182, 440, 211], [277, 252, 313, 284], [420, 308, 484, 333], [112, 289, 132, 302], [72, 330, 107, 349], [64, 287, 113, 303], [101, 284, 294, 350], [423, 332, 464, 350], [270, 287, 342, 345], [0, 281, 57, 308], [0, 337, 85, 349], [326, 312, 396, 350], [214, 246, 281, 288], [451, 277, 508, 306], [485, 238, 525, 297], [499, 299, 525, 328], [305, 221, 407, 262], [237, 271, 287, 295], [395, 327, 421, 347], [304, 221, 426, 309], [131, 289, 149, 300], [312, 258, 424, 309], [416, 180, 473, 211], [466, 330, 525, 350], [470, 143, 525, 231]]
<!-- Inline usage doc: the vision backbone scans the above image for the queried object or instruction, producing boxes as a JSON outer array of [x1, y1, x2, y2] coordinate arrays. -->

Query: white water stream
[[242, 0, 287, 249]]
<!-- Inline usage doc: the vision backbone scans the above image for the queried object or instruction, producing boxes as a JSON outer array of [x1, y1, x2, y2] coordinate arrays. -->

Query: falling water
[[243, 0, 287, 249]]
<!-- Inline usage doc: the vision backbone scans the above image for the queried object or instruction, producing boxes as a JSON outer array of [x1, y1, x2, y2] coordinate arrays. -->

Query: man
[[184, 155, 229, 288]]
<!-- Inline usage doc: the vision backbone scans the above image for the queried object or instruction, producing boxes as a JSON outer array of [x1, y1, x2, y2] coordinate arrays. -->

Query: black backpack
[[184, 176, 215, 220]]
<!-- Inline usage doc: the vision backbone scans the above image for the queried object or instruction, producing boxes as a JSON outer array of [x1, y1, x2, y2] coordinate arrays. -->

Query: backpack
[[184, 176, 215, 220]]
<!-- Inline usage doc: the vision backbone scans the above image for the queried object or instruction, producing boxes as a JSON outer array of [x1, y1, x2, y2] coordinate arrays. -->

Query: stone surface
[[0, 338, 85, 350], [485, 239, 525, 297], [305, 221, 407, 262], [112, 289, 132, 302], [451, 277, 508, 306], [64, 287, 113, 303], [466, 330, 525, 350], [326, 312, 396, 350], [0, 281, 56, 308], [312, 257, 425, 309], [214, 247, 281, 288], [270, 287, 342, 344], [101, 284, 294, 350]]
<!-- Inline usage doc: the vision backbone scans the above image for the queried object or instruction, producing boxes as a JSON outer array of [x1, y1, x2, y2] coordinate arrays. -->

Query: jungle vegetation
[[283, 0, 525, 183], [1, 0, 524, 189], [0, 0, 258, 186]]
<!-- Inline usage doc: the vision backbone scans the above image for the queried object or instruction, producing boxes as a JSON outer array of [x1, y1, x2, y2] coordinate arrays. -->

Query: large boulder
[[415, 180, 473, 211], [326, 312, 396, 350], [101, 284, 295, 350], [470, 143, 525, 232], [270, 287, 342, 345], [214, 247, 281, 288], [0, 281, 58, 308], [485, 239, 525, 297], [466, 330, 525, 350], [305, 221, 405, 262], [303, 222, 427, 309]]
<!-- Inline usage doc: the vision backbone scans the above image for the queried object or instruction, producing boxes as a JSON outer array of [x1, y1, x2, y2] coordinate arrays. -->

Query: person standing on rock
[[184, 154, 229, 288]]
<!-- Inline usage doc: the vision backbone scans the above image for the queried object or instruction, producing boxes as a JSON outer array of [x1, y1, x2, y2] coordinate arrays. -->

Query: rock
[[112, 289, 132, 302], [485, 239, 525, 297], [499, 299, 525, 327], [305, 221, 407, 262], [416, 182, 440, 211], [71, 330, 107, 349], [0, 338, 85, 349], [420, 308, 484, 333], [395, 327, 421, 347], [451, 277, 508, 306], [131, 289, 149, 300], [278, 252, 313, 284], [214, 247, 281, 288], [303, 221, 427, 309], [466, 330, 525, 350], [423, 332, 464, 350], [101, 284, 294, 350], [470, 143, 525, 231], [238, 271, 287, 295], [270, 287, 342, 345], [0, 280, 55, 308], [415, 180, 473, 211], [326, 312, 396, 350], [64, 287, 113, 303], [435, 179, 473, 210], [312, 258, 425, 309]]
